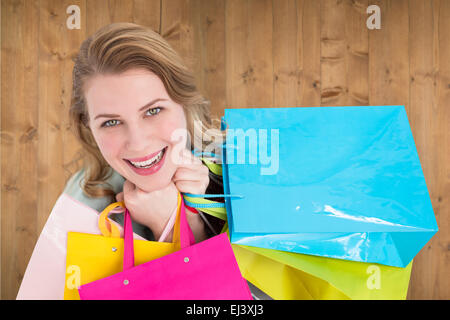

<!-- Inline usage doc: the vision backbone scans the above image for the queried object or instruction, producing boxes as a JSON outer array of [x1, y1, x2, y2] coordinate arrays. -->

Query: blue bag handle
[[192, 149, 220, 159]]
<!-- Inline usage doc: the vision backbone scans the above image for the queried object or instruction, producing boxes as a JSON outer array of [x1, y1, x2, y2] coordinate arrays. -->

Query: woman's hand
[[115, 180, 179, 240], [172, 148, 210, 195], [171, 149, 209, 242]]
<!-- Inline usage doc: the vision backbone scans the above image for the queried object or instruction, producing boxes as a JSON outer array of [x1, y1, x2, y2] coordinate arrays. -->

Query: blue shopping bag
[[216, 106, 437, 268]]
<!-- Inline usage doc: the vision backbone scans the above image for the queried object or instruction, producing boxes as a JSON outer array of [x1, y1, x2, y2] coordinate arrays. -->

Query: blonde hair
[[69, 22, 222, 198]]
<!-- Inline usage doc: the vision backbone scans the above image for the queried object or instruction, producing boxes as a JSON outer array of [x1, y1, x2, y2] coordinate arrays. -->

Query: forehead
[[84, 68, 170, 114]]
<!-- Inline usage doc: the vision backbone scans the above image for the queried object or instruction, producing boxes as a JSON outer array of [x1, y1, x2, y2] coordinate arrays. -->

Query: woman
[[64, 22, 225, 242]]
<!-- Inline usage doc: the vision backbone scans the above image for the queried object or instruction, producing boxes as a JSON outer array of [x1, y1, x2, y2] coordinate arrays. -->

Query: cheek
[[162, 108, 188, 142], [162, 117, 188, 146], [93, 130, 123, 159]]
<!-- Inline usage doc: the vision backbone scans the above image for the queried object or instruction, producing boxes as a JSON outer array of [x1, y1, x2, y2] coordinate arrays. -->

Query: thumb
[[115, 191, 124, 202], [123, 179, 136, 196]]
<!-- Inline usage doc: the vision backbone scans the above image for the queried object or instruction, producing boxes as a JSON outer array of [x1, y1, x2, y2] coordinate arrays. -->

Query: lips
[[125, 148, 166, 162], [124, 146, 168, 176]]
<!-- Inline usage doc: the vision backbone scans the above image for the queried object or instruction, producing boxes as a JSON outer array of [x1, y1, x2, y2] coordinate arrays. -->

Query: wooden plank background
[[1, 0, 449, 300]]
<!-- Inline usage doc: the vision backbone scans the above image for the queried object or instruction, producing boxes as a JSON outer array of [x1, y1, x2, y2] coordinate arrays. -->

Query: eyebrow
[[94, 98, 168, 120]]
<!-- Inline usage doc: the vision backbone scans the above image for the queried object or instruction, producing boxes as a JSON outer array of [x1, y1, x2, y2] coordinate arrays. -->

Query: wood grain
[[321, 0, 369, 106], [160, 0, 195, 72], [369, 0, 409, 107], [273, 0, 299, 107], [436, 0, 450, 300], [408, 0, 439, 299], [407, 0, 450, 299], [190, 0, 226, 118], [226, 0, 273, 108], [86, 0, 134, 35], [1, 0, 40, 299], [1, 0, 449, 299], [61, 1, 86, 187], [298, 0, 321, 106], [132, 0, 160, 31]]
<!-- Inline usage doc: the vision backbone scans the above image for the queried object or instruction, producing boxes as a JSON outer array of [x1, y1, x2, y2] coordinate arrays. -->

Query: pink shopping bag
[[78, 194, 252, 300], [16, 194, 145, 300]]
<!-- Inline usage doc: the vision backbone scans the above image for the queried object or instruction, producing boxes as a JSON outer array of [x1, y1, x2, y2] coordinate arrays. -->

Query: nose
[[124, 122, 154, 154]]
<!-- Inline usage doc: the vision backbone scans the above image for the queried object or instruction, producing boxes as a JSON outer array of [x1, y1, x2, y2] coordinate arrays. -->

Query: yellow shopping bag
[[232, 241, 413, 300], [64, 194, 183, 300]]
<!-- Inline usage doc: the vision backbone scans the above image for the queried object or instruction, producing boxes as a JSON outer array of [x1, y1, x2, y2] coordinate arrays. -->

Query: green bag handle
[[183, 193, 244, 220], [183, 194, 227, 221], [192, 149, 223, 176], [202, 158, 222, 176]]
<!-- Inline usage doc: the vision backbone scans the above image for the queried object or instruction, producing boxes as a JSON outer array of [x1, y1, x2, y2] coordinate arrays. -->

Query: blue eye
[[100, 107, 161, 128], [146, 107, 161, 116], [102, 119, 121, 128]]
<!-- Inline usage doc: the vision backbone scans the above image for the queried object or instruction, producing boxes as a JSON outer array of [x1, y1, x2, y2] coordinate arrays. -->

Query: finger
[[122, 180, 137, 201], [187, 149, 203, 165], [174, 178, 209, 195], [177, 148, 201, 167], [171, 147, 192, 166], [124, 180, 151, 202], [174, 180, 209, 195], [116, 192, 124, 202], [172, 166, 209, 182], [178, 155, 206, 172]]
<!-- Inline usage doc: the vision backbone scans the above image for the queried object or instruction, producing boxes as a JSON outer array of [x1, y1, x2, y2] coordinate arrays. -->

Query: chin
[[136, 181, 166, 193], [134, 172, 174, 193]]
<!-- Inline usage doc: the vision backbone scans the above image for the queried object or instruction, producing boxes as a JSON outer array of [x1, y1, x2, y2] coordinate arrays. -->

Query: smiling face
[[85, 68, 188, 192]]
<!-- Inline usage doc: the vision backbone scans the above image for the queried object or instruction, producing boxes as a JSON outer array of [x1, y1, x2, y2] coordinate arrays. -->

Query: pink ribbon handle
[[122, 194, 195, 271], [179, 194, 195, 249], [123, 208, 135, 271], [158, 205, 178, 242]]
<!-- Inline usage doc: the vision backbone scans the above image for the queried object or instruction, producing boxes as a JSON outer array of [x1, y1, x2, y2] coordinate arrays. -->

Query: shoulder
[[63, 167, 125, 212]]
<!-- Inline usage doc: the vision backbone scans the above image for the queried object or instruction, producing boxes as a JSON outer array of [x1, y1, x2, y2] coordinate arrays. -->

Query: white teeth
[[129, 149, 164, 168]]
